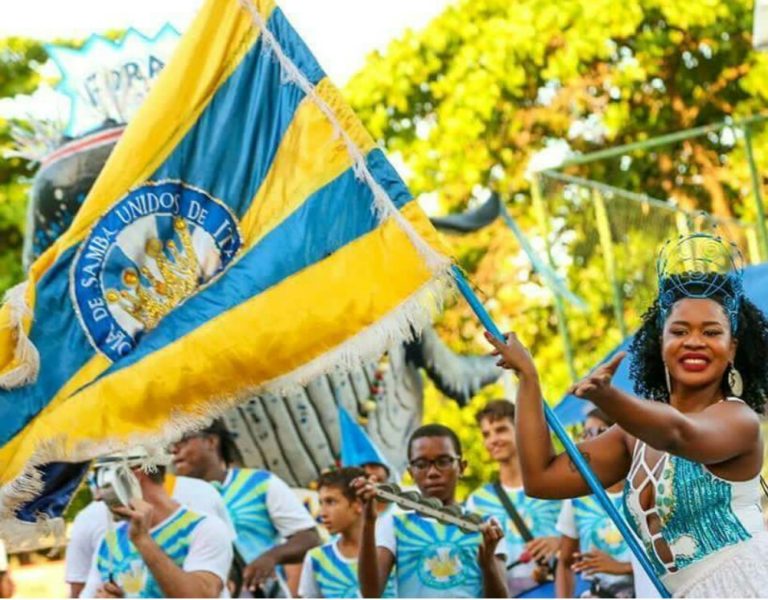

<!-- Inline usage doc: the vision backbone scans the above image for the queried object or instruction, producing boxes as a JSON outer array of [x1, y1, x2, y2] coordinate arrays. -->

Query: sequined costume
[[623, 403, 768, 598]]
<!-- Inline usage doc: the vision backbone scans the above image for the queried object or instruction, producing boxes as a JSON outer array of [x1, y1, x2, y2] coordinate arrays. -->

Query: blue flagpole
[[451, 265, 670, 598]]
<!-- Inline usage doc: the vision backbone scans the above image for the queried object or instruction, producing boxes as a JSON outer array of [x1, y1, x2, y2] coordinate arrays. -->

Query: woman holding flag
[[485, 233, 768, 598]]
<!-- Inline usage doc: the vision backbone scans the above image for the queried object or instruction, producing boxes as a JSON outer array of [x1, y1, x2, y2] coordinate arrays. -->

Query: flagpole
[[451, 265, 670, 598]]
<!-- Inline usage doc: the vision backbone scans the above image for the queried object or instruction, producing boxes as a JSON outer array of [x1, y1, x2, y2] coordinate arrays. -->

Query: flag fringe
[[0, 0, 457, 542], [0, 282, 40, 390], [237, 0, 449, 273], [0, 273, 453, 546], [0, 0, 452, 390]]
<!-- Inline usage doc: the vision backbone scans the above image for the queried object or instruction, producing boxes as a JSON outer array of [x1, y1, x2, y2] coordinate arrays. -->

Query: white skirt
[[673, 532, 768, 598]]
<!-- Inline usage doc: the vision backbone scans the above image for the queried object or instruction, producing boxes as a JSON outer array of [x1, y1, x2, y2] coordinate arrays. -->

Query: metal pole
[[675, 211, 691, 237], [592, 189, 627, 338], [451, 265, 671, 599], [559, 114, 768, 169], [743, 124, 768, 262], [530, 175, 578, 382], [746, 227, 761, 265]]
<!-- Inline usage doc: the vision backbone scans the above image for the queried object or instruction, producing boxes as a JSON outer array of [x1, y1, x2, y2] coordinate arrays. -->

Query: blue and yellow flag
[[0, 0, 449, 531]]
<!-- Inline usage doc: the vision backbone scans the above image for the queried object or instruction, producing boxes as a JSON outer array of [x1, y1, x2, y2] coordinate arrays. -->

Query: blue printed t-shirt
[[557, 493, 632, 588], [466, 483, 562, 578], [84, 506, 232, 598], [298, 539, 396, 598], [375, 510, 506, 598], [213, 468, 316, 563]]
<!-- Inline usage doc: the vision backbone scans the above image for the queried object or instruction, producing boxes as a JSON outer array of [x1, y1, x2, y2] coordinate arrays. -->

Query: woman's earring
[[728, 363, 744, 397], [664, 364, 672, 397]]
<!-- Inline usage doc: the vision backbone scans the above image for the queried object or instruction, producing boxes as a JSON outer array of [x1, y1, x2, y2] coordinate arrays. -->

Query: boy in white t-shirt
[[465, 400, 561, 597], [299, 467, 395, 598]]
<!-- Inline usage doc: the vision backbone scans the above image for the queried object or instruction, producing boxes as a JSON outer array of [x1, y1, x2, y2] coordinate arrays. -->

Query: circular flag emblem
[[72, 180, 241, 361]]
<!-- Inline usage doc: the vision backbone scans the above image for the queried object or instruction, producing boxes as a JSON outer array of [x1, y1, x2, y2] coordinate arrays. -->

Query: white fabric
[[182, 514, 235, 592], [264, 474, 318, 538], [671, 532, 768, 598], [81, 509, 233, 598], [373, 513, 396, 556], [555, 499, 577, 539], [66, 476, 235, 584], [297, 551, 320, 599], [0, 540, 7, 572], [67, 501, 107, 585], [625, 437, 765, 583]]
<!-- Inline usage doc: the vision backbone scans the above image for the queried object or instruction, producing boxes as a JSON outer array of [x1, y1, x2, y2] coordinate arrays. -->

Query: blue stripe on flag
[[0, 247, 93, 446], [151, 8, 325, 217], [85, 151, 414, 381]]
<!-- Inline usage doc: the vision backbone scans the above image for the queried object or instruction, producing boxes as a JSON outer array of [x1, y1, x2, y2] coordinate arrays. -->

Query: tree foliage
[[0, 38, 48, 294], [2, 4, 768, 494], [346, 0, 768, 493]]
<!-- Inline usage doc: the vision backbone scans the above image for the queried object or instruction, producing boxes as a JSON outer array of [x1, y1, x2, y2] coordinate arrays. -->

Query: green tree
[[0, 38, 48, 295], [346, 0, 768, 492]]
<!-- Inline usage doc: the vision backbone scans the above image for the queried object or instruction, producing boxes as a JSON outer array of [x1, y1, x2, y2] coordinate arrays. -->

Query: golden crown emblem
[[106, 217, 200, 331]]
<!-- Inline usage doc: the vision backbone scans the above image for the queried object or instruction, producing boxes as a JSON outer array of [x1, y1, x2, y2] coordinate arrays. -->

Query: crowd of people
[[69, 403, 650, 600], [57, 240, 768, 599]]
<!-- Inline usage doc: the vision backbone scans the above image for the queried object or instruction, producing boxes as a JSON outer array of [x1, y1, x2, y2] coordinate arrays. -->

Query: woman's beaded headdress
[[656, 232, 744, 331]]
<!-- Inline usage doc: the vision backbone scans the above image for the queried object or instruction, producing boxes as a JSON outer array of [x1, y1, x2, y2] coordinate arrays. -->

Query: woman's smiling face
[[662, 297, 736, 392]]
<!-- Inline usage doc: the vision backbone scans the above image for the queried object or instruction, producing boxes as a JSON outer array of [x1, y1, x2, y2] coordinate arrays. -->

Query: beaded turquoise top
[[623, 441, 762, 578]]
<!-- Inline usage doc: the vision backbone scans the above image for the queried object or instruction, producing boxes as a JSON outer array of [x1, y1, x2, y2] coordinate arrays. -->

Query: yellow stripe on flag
[[0, 354, 109, 483], [241, 77, 377, 247], [0, 204, 443, 483], [34, 0, 275, 278]]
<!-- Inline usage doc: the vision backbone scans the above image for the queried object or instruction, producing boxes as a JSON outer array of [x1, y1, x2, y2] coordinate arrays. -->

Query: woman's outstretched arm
[[488, 333, 761, 492], [486, 331, 631, 499]]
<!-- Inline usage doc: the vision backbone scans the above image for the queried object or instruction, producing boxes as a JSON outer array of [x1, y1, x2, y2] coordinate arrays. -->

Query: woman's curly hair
[[629, 281, 768, 414]]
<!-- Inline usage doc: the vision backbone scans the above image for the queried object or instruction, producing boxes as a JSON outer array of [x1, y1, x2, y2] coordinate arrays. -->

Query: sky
[[0, 0, 451, 128], [0, 0, 451, 84]]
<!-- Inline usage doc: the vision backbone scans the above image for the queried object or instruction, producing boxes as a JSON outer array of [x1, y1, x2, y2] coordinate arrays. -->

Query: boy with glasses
[[354, 424, 508, 598]]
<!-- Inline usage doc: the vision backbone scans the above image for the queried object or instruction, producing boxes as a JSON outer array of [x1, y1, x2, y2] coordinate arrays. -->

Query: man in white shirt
[[171, 421, 321, 595], [466, 400, 561, 597], [67, 466, 234, 597], [80, 459, 233, 599]]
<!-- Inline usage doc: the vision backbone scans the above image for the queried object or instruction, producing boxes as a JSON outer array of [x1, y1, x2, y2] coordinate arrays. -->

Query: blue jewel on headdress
[[656, 232, 744, 331]]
